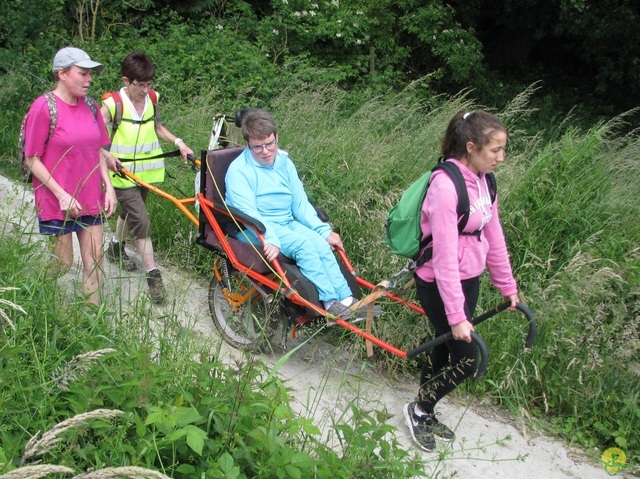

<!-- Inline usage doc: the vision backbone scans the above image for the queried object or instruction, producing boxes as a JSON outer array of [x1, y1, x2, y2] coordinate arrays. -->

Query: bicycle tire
[[208, 270, 278, 351]]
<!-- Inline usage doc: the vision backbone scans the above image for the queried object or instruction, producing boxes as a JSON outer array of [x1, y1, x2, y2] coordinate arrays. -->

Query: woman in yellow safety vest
[[101, 50, 194, 303]]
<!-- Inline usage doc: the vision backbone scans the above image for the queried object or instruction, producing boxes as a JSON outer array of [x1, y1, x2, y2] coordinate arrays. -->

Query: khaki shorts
[[115, 185, 152, 239]]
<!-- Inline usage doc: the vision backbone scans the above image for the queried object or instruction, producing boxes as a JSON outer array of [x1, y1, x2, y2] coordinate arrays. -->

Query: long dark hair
[[441, 110, 507, 160]]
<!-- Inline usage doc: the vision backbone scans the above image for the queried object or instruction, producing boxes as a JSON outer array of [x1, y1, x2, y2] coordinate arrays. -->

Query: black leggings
[[415, 275, 480, 413]]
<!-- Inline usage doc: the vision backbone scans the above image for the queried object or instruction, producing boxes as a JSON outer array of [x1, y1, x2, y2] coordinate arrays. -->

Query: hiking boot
[[105, 241, 137, 271], [146, 269, 167, 304], [404, 402, 455, 452]]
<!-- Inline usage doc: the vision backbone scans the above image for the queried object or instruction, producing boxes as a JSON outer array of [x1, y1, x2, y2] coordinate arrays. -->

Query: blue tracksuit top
[[225, 148, 332, 248]]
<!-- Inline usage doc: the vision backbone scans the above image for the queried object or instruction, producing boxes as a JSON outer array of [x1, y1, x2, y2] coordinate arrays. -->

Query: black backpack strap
[[437, 161, 470, 230], [414, 161, 469, 265], [486, 172, 497, 204]]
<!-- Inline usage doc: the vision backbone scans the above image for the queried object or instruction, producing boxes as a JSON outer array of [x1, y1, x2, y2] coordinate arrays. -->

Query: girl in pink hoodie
[[403, 110, 520, 453]]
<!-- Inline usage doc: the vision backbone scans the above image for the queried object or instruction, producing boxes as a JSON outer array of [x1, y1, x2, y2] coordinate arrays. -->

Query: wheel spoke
[[209, 269, 278, 350]]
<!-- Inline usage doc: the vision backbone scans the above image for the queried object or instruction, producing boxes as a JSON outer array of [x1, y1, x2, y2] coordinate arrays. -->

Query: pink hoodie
[[415, 158, 518, 326]]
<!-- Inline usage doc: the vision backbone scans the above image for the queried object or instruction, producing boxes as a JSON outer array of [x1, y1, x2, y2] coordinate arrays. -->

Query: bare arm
[[156, 123, 194, 163]]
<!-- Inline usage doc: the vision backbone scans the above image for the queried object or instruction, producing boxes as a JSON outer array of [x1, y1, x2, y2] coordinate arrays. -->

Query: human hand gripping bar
[[405, 302, 536, 381]]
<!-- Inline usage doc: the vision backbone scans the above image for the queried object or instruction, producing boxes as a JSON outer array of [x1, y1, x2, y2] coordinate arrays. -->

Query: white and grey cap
[[52, 47, 104, 73]]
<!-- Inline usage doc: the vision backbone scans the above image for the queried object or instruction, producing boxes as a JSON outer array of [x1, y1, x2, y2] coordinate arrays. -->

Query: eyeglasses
[[248, 138, 277, 152], [129, 79, 153, 88]]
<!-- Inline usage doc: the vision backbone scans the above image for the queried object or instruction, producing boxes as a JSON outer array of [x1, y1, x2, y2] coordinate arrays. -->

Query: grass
[[0, 197, 431, 477], [1, 71, 639, 474]]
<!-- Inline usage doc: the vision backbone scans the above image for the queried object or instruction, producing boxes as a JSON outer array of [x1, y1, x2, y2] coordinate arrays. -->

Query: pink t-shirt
[[24, 93, 110, 221]]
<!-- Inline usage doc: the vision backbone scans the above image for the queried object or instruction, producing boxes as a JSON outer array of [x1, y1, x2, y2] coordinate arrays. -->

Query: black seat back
[[197, 147, 272, 273]]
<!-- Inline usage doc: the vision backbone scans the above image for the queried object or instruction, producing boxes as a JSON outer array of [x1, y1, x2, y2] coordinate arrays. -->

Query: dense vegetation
[[1, 0, 639, 477], [0, 224, 427, 478]]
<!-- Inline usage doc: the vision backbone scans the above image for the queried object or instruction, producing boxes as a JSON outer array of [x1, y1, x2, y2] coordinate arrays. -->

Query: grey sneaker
[[105, 241, 137, 271], [146, 269, 167, 304], [326, 300, 352, 320]]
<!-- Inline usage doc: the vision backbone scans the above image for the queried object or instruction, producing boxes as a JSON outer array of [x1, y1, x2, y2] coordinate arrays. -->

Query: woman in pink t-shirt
[[24, 47, 117, 306], [403, 110, 520, 453]]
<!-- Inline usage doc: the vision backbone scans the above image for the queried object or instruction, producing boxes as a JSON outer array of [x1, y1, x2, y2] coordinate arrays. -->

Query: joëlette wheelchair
[[116, 111, 537, 380]]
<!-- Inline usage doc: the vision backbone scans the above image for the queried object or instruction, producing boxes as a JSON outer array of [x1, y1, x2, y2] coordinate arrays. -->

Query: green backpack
[[384, 161, 496, 264]]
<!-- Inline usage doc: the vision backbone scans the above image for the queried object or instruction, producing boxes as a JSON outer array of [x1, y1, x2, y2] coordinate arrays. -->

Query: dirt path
[[1, 175, 629, 479]]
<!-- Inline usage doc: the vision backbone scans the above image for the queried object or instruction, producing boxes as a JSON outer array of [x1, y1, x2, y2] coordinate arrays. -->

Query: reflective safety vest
[[102, 88, 164, 188]]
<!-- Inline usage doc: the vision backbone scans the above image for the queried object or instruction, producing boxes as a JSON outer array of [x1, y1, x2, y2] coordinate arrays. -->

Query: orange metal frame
[[117, 162, 534, 366]]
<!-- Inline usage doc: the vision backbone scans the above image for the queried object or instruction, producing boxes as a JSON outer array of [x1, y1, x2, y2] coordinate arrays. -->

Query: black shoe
[[423, 411, 455, 442], [146, 269, 167, 304], [105, 241, 137, 271], [404, 402, 436, 452]]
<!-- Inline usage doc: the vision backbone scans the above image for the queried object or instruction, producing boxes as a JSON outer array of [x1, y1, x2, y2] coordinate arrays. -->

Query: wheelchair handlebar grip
[[472, 301, 537, 350], [187, 153, 196, 163], [471, 331, 488, 380], [406, 331, 452, 358]]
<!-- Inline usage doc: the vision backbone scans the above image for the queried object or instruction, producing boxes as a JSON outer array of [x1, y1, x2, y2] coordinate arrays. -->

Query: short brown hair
[[241, 108, 278, 143], [121, 50, 154, 82]]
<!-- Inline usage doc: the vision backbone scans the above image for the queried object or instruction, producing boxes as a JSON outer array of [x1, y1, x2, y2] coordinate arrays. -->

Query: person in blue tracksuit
[[225, 108, 357, 319]]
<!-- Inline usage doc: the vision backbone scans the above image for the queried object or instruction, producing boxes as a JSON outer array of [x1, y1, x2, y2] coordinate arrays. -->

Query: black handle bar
[[405, 302, 536, 381], [471, 302, 536, 349], [406, 330, 489, 380]]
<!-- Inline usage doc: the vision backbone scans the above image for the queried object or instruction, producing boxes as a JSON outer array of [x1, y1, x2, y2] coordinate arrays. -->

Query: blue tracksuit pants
[[238, 220, 353, 302]]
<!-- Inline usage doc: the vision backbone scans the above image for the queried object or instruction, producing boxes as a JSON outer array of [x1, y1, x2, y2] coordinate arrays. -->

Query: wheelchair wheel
[[208, 270, 278, 351]]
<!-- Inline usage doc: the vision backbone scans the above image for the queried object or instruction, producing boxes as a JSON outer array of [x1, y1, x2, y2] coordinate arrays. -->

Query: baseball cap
[[52, 47, 104, 73]]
